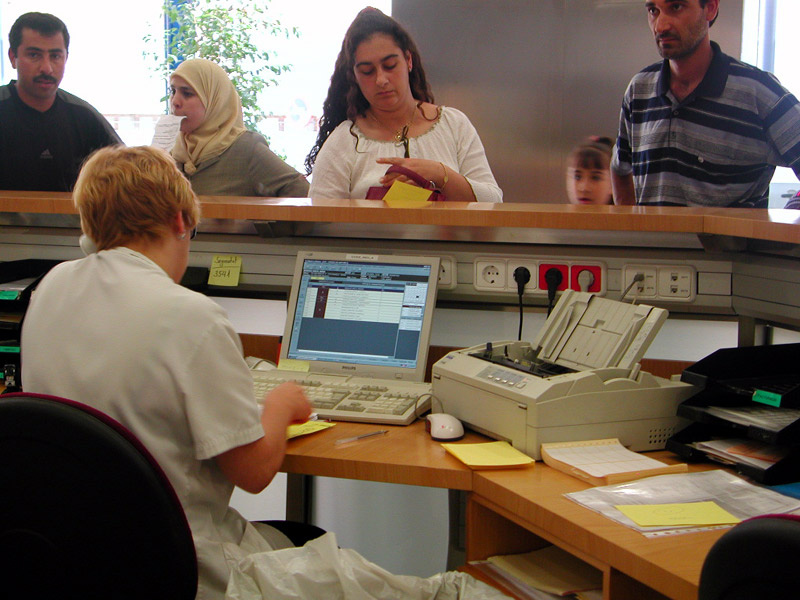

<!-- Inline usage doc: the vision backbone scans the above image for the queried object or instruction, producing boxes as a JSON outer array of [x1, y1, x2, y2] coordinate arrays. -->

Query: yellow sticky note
[[615, 501, 741, 527], [382, 180, 434, 207], [287, 420, 335, 439], [208, 254, 242, 287], [276, 358, 310, 372], [441, 441, 534, 469]]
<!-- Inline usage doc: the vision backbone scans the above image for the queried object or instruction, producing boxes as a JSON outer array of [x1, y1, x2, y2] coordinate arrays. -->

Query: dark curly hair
[[304, 7, 434, 175]]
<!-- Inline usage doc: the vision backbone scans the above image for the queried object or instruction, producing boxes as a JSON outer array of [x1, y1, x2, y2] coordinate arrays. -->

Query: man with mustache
[[0, 12, 120, 191], [611, 0, 800, 208]]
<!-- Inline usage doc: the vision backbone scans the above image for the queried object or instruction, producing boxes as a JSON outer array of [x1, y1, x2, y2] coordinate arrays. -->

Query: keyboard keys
[[251, 372, 430, 425]]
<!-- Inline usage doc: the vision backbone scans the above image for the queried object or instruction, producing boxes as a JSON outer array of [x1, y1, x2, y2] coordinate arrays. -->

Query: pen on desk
[[334, 430, 388, 445]]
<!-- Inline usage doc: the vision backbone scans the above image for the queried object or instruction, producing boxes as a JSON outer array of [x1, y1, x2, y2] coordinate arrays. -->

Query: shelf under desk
[[469, 452, 726, 600]]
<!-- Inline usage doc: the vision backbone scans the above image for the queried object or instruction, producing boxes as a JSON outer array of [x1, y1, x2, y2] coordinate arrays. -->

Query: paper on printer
[[431, 290, 694, 460]]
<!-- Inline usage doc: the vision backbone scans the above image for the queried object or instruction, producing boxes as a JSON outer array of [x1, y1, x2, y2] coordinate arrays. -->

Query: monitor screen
[[281, 251, 439, 381]]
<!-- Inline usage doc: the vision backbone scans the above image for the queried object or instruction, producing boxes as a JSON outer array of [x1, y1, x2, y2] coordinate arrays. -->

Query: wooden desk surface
[[2, 191, 799, 244], [470, 453, 725, 600], [282, 421, 726, 600], [281, 420, 486, 490]]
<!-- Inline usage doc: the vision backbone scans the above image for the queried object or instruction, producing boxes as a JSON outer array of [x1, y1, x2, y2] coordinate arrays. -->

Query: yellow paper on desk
[[615, 501, 741, 527], [287, 420, 335, 439], [441, 441, 533, 469], [382, 181, 433, 207]]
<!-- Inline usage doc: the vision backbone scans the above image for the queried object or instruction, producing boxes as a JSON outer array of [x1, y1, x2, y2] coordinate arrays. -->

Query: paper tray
[[676, 393, 800, 445], [666, 422, 800, 485]]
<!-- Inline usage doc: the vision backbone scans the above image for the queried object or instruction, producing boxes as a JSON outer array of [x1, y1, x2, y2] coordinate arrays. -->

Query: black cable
[[513, 266, 531, 340], [544, 267, 563, 317]]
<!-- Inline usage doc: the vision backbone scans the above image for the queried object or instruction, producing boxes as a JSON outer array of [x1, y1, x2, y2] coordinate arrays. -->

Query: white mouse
[[426, 413, 464, 441]]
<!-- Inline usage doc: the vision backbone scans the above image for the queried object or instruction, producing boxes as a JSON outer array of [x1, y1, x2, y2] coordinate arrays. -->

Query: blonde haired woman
[[22, 146, 311, 600], [170, 58, 309, 197]]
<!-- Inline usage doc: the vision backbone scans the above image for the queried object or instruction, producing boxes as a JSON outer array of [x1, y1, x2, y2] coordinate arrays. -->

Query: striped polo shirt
[[612, 42, 800, 208]]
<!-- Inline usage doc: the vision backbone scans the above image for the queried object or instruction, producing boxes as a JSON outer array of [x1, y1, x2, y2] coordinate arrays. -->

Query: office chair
[[698, 513, 800, 600], [0, 392, 197, 600]]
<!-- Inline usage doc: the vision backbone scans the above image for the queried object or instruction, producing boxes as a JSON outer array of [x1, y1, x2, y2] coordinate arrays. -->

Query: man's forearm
[[612, 171, 636, 205]]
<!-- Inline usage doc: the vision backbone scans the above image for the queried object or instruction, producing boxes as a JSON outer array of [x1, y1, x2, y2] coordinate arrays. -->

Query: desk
[[468, 456, 724, 600], [283, 420, 482, 490], [283, 425, 726, 600]]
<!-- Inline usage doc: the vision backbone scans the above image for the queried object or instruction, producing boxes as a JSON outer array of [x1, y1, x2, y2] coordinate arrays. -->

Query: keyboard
[[252, 370, 431, 425]]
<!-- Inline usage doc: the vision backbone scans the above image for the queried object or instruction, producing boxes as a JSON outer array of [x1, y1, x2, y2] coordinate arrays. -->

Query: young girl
[[566, 136, 614, 205]]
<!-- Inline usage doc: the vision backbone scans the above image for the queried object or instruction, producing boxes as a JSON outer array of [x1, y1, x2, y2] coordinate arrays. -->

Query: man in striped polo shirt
[[611, 0, 800, 208]]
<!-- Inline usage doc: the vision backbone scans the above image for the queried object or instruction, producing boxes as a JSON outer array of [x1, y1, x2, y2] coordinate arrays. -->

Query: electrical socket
[[438, 255, 457, 290], [474, 258, 507, 291], [506, 260, 538, 294], [538, 263, 569, 292], [570, 263, 604, 294]]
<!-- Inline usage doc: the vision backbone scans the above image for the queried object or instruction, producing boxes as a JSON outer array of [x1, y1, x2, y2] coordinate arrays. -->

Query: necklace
[[368, 102, 419, 143]]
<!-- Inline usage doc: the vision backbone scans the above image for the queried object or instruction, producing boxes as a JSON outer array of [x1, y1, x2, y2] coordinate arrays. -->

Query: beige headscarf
[[170, 58, 246, 175]]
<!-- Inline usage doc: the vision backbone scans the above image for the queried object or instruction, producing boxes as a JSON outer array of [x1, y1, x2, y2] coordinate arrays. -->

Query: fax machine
[[431, 290, 695, 460]]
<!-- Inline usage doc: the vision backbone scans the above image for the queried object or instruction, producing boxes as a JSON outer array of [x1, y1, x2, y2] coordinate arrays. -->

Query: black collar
[[7, 79, 60, 114], [657, 41, 730, 101]]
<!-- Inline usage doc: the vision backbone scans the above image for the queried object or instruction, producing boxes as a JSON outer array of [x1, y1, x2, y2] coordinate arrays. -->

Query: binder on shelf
[[0, 259, 63, 391]]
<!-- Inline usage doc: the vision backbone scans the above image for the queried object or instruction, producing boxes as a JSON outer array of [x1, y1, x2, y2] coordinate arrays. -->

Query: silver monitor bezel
[[280, 250, 440, 382]]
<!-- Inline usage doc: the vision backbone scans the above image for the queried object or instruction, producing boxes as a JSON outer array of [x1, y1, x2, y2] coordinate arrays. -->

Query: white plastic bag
[[225, 532, 511, 600]]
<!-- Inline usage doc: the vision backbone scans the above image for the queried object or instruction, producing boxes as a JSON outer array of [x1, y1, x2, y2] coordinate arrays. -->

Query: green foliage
[[144, 0, 299, 131]]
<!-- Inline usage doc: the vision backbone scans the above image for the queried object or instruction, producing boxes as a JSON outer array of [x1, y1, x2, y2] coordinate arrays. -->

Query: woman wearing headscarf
[[170, 58, 309, 197]]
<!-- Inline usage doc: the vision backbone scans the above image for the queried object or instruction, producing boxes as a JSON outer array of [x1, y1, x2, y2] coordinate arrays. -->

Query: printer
[[431, 290, 695, 460]]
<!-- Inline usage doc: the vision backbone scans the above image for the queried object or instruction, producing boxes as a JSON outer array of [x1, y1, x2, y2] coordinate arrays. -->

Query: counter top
[[1, 191, 798, 244]]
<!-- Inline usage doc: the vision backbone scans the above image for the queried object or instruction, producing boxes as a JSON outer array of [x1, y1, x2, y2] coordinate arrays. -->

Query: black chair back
[[0, 392, 197, 599], [699, 513, 800, 600]]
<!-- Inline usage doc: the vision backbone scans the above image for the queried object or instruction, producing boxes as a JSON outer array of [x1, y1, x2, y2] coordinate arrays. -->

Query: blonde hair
[[74, 145, 201, 251]]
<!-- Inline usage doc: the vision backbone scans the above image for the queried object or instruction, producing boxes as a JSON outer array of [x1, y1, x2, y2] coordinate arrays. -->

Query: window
[[741, 0, 800, 206], [0, 0, 390, 171]]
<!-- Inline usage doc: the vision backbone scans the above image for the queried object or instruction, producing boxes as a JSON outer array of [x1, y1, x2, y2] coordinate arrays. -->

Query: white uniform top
[[21, 247, 282, 600], [309, 106, 503, 203]]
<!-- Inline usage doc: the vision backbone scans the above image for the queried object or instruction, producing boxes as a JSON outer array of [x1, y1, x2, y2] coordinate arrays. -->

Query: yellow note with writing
[[276, 358, 310, 372], [382, 180, 434, 207], [208, 255, 242, 286], [615, 501, 741, 527]]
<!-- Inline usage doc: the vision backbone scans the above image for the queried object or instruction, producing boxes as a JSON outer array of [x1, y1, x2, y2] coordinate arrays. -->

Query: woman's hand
[[375, 157, 476, 202], [376, 157, 443, 189]]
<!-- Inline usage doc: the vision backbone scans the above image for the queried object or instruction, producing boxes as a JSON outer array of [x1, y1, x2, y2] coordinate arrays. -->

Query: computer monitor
[[280, 251, 440, 382]]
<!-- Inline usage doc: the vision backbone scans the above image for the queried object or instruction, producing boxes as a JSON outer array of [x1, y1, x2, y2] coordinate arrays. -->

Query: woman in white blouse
[[305, 7, 502, 203]]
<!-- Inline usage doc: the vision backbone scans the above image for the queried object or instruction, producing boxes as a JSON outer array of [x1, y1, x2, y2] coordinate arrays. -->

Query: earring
[[178, 232, 187, 240]]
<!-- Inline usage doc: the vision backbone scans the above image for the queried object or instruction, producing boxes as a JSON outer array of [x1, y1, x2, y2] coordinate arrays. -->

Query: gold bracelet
[[439, 162, 449, 190]]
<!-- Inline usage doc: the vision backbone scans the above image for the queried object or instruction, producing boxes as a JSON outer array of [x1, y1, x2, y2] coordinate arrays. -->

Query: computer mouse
[[426, 413, 464, 441]]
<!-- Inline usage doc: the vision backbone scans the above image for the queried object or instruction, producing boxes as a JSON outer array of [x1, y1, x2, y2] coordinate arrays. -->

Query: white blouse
[[309, 106, 503, 203]]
